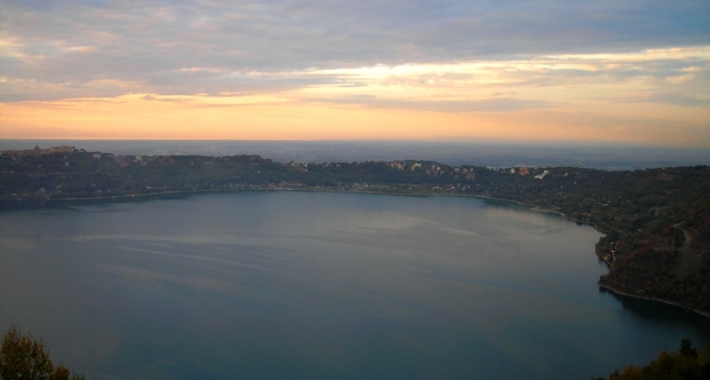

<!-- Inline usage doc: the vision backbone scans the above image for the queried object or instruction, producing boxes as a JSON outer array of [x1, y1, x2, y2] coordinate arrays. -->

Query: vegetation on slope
[[591, 338, 710, 380]]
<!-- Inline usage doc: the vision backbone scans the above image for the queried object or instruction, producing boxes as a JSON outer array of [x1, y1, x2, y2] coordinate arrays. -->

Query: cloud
[[1, 1, 709, 94], [1, 0, 709, 144], [3, 46, 709, 117], [299, 94, 552, 112], [628, 92, 710, 107]]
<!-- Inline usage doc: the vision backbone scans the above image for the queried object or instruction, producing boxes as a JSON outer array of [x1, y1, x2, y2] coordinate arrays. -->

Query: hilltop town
[[2, 146, 710, 316]]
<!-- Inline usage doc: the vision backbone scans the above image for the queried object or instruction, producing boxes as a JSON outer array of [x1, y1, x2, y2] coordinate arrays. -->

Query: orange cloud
[[2, 93, 708, 145]]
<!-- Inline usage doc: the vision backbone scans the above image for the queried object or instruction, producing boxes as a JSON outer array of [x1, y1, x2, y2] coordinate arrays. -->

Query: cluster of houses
[[602, 240, 623, 263], [507, 167, 550, 179]]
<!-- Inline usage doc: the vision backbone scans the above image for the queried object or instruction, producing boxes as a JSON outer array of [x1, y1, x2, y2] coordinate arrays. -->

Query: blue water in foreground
[[1, 192, 708, 379]]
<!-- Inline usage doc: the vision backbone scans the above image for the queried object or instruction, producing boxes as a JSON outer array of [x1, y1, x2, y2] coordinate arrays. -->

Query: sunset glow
[[1, 1, 709, 144]]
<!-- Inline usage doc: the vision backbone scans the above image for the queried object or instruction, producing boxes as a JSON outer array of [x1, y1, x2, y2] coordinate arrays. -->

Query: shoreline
[[598, 283, 710, 319], [0, 189, 607, 227], [3, 187, 707, 318], [469, 194, 609, 233]]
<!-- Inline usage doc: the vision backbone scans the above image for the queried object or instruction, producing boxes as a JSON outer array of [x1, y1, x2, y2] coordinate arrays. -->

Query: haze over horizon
[[1, 1, 709, 145]]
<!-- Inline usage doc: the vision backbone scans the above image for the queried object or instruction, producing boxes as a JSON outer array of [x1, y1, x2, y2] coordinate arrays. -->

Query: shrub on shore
[[591, 338, 710, 380], [0, 325, 84, 380]]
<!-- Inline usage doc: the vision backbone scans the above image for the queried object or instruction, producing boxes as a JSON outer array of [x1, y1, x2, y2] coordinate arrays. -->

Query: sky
[[1, 0, 709, 145]]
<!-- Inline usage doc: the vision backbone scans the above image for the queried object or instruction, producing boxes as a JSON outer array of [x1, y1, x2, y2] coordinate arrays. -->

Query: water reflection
[[0, 192, 707, 380], [599, 288, 710, 339]]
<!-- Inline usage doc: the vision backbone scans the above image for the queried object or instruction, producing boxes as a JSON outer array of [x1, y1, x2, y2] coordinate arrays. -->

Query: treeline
[[591, 338, 710, 380]]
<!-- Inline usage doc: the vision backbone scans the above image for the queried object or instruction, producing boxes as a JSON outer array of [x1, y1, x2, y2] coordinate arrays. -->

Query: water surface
[[1, 192, 708, 379]]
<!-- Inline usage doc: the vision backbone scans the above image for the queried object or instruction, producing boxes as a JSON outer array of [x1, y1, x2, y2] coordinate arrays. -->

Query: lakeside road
[[673, 222, 693, 251], [598, 283, 710, 319]]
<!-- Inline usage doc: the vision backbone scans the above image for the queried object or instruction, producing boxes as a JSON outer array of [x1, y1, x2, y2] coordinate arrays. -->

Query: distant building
[[534, 170, 550, 179], [48, 145, 72, 154], [21, 145, 72, 155]]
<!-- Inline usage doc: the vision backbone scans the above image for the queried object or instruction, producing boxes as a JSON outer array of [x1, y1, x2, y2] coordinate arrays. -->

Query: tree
[[591, 338, 710, 380], [0, 326, 84, 380], [680, 337, 699, 359]]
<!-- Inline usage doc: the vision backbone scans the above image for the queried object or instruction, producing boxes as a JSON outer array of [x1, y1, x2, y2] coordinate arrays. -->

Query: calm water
[[1, 192, 708, 379]]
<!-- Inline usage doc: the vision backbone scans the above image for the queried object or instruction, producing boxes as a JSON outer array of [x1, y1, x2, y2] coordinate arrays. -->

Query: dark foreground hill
[[2, 146, 709, 315]]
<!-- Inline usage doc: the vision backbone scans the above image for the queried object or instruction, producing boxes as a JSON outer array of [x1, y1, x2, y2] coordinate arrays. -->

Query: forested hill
[[2, 146, 710, 315]]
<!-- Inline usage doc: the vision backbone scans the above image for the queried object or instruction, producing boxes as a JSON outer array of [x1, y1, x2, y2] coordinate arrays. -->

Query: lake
[[1, 191, 708, 379]]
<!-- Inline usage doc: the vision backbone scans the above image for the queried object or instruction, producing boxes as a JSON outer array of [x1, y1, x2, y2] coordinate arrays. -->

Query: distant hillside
[[2, 140, 709, 170]]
